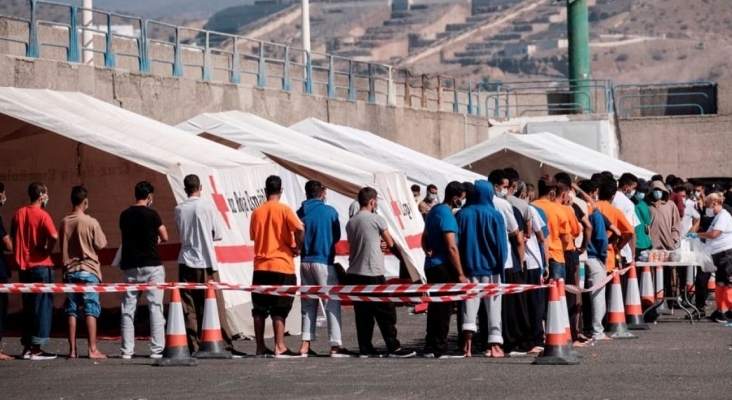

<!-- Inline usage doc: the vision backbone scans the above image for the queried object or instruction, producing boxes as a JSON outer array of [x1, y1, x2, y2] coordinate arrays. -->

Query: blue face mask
[[635, 192, 646, 201], [653, 191, 663, 200]]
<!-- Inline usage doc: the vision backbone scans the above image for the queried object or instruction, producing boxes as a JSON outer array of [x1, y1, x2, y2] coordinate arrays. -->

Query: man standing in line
[[346, 187, 415, 358], [59, 186, 107, 359], [11, 182, 57, 360], [0, 183, 13, 361], [614, 173, 640, 269], [504, 168, 533, 239], [456, 180, 507, 358], [249, 175, 305, 358], [119, 181, 168, 359], [595, 177, 634, 274], [532, 176, 572, 281], [648, 181, 682, 309], [175, 174, 244, 358], [422, 181, 467, 358], [411, 184, 421, 206], [487, 170, 523, 271], [296, 181, 354, 357], [418, 184, 439, 219]]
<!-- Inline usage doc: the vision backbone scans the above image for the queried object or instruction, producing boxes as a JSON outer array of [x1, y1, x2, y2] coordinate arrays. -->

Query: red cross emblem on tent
[[386, 187, 405, 230], [209, 175, 231, 230]]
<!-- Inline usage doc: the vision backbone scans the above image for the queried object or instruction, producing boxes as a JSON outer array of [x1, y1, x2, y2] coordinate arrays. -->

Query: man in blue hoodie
[[297, 181, 354, 357], [422, 181, 468, 358], [456, 180, 508, 358]]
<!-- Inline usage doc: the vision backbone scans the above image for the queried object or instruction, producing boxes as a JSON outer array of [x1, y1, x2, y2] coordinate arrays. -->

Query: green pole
[[567, 0, 591, 113]]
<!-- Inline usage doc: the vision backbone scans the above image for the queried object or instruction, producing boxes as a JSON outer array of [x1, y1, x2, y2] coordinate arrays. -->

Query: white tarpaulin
[[290, 118, 485, 199], [0, 88, 298, 338], [443, 132, 657, 186], [177, 111, 426, 282]]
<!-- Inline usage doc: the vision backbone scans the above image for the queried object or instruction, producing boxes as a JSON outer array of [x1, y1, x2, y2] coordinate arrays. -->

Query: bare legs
[[68, 316, 107, 359]]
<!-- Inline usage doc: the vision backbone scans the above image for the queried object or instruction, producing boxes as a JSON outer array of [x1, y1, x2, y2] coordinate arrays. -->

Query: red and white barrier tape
[[564, 265, 632, 294]]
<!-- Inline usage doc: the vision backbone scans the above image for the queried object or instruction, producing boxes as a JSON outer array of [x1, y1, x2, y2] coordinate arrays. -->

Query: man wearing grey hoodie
[[648, 180, 682, 306]]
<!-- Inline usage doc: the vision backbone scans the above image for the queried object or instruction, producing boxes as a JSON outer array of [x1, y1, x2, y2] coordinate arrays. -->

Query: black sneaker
[[387, 349, 416, 358], [423, 351, 465, 359], [714, 314, 729, 324], [330, 348, 357, 358], [358, 352, 384, 359]]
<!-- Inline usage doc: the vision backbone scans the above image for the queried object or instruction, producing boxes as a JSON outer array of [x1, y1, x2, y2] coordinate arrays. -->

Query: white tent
[[0, 88, 297, 338], [290, 118, 485, 199], [443, 132, 657, 186], [177, 111, 426, 282]]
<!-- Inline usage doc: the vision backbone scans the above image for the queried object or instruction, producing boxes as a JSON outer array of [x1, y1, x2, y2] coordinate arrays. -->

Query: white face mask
[[627, 190, 636, 198], [496, 188, 508, 198], [0, 194, 6, 206], [706, 207, 715, 218], [459, 198, 466, 208], [426, 193, 437, 202]]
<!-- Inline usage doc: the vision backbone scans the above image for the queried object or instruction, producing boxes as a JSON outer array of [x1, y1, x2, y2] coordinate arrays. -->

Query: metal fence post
[[104, 13, 115, 68], [172, 26, 183, 77], [348, 59, 355, 101], [257, 42, 267, 88], [387, 66, 395, 106], [475, 84, 482, 116], [27, 0, 39, 58], [453, 86, 459, 113], [494, 83, 501, 117], [467, 84, 474, 115], [368, 63, 376, 103], [231, 36, 241, 84], [305, 51, 313, 94], [327, 55, 335, 98], [139, 20, 150, 72], [282, 46, 291, 91], [202, 31, 212, 81], [437, 75, 443, 110], [68, 7, 80, 63]]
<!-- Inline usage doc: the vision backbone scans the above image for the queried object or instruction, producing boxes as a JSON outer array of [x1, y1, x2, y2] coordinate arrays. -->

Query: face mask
[[147, 199, 153, 208], [496, 188, 508, 198], [426, 194, 436, 202], [0, 195, 6, 206], [706, 207, 715, 218], [41, 195, 49, 208], [635, 192, 645, 201], [666, 184, 673, 191], [627, 190, 636, 198], [652, 191, 663, 200], [84, 201, 89, 211], [460, 198, 467, 208]]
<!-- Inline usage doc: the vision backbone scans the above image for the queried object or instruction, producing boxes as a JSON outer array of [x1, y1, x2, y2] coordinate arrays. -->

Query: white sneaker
[[121, 354, 133, 360], [149, 353, 163, 359], [29, 351, 57, 361]]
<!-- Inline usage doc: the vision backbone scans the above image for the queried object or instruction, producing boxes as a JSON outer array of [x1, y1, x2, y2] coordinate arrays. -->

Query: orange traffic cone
[[640, 266, 655, 307], [625, 265, 649, 330], [156, 286, 197, 366], [195, 286, 232, 359], [685, 266, 695, 296], [556, 279, 581, 358], [708, 274, 716, 292], [605, 273, 638, 339], [534, 280, 579, 365]]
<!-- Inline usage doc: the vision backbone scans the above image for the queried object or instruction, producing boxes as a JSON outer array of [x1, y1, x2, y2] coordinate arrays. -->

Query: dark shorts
[[251, 271, 297, 319], [712, 249, 732, 285]]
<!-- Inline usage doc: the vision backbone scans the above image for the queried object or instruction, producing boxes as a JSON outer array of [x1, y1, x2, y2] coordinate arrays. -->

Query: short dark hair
[[665, 174, 677, 184], [410, 184, 420, 193], [462, 181, 475, 202], [590, 173, 603, 183], [503, 167, 520, 186], [265, 175, 282, 196], [28, 182, 46, 202], [578, 179, 597, 194], [304, 180, 324, 199], [0, 181, 4, 193], [134, 181, 155, 201], [426, 184, 437, 192], [514, 181, 527, 197], [488, 169, 507, 187], [70, 185, 88, 206], [683, 182, 695, 196], [444, 181, 465, 202], [598, 176, 617, 201], [554, 172, 572, 187], [618, 173, 638, 188], [600, 171, 614, 180], [651, 174, 663, 182], [556, 182, 570, 194], [538, 175, 557, 197], [358, 187, 378, 207], [183, 174, 201, 195]]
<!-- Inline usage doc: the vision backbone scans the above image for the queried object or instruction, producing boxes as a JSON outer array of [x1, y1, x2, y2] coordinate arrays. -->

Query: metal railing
[[0, 0, 718, 119], [614, 82, 715, 118]]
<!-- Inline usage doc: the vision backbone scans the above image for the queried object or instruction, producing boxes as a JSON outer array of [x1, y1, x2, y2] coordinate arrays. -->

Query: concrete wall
[[0, 54, 490, 159]]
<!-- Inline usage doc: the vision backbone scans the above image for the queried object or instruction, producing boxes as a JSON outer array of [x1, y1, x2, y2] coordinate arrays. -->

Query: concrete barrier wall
[[0, 54, 490, 159]]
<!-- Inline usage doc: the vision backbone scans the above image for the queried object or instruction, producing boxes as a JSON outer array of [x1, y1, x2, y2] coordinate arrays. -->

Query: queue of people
[[0, 170, 730, 361]]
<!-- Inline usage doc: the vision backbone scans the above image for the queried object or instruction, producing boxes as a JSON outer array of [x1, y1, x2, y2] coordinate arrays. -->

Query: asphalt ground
[[0, 307, 730, 400]]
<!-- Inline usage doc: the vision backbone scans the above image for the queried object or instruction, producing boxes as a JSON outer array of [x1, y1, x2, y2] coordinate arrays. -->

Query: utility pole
[[82, 0, 93, 65], [301, 0, 311, 53], [567, 0, 590, 113]]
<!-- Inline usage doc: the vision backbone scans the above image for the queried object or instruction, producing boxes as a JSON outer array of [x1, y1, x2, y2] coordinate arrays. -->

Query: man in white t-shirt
[[487, 170, 522, 270], [613, 173, 640, 264], [682, 183, 700, 235]]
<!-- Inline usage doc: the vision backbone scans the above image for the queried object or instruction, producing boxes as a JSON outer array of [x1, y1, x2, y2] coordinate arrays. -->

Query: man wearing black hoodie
[[297, 181, 355, 358]]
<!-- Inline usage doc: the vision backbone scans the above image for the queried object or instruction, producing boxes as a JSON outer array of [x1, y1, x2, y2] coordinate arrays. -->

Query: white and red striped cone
[[685, 265, 695, 298], [156, 286, 197, 366], [557, 279, 581, 358], [534, 280, 579, 365], [605, 273, 638, 339], [640, 266, 655, 307], [625, 265, 649, 330], [195, 286, 232, 359], [655, 266, 671, 315]]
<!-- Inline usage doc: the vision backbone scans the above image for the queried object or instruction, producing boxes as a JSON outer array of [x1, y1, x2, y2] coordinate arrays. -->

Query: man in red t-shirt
[[11, 182, 58, 360]]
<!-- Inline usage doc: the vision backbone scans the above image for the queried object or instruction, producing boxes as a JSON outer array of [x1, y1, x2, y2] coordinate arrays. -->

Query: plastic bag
[[689, 238, 716, 272]]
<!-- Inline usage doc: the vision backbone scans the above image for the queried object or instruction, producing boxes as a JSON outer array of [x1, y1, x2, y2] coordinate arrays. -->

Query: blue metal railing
[[0, 0, 718, 119]]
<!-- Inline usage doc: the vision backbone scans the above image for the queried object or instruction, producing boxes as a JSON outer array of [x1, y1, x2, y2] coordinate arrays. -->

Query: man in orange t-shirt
[[10, 182, 58, 360], [532, 176, 572, 280], [249, 175, 304, 358], [595, 177, 633, 272]]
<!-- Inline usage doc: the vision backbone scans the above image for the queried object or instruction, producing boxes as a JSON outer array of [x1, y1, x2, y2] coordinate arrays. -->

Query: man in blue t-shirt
[[421, 181, 467, 358], [0, 182, 12, 360]]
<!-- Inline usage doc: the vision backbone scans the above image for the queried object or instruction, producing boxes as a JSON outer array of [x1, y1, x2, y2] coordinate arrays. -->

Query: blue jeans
[[19, 267, 54, 347], [549, 260, 566, 281], [64, 271, 101, 318]]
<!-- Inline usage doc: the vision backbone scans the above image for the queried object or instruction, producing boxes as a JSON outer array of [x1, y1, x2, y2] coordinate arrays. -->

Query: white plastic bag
[[689, 238, 716, 272]]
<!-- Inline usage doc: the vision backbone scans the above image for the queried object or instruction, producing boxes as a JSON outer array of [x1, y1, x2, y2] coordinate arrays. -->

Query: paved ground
[[0, 308, 730, 400]]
